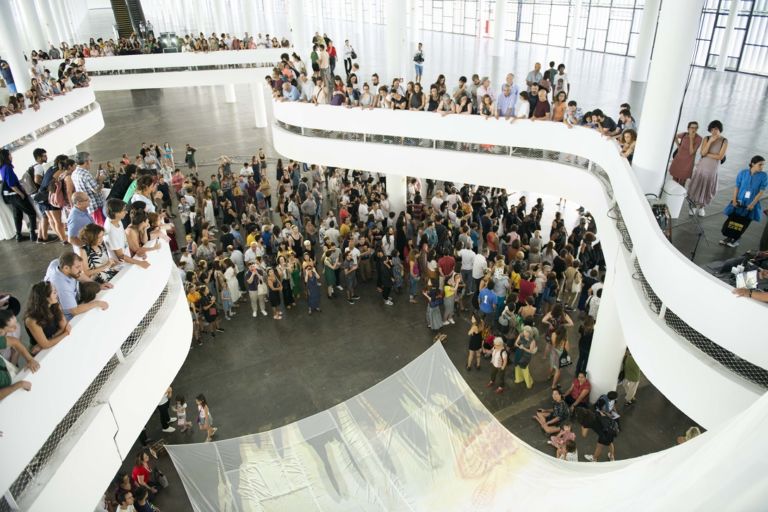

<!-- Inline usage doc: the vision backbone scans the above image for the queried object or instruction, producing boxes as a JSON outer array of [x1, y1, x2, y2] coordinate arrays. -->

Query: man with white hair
[[72, 151, 105, 225]]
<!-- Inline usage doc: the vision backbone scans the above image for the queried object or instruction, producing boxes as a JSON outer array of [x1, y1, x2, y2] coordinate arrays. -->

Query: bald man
[[67, 191, 94, 250]]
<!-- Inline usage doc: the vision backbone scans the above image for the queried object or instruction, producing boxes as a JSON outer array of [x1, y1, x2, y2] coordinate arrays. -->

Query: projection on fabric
[[166, 345, 529, 511], [166, 344, 768, 511]]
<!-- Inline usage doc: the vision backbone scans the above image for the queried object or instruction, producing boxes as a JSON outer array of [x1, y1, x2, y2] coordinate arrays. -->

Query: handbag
[[721, 209, 750, 239], [351, 49, 357, 59], [571, 279, 581, 293], [559, 349, 572, 368]]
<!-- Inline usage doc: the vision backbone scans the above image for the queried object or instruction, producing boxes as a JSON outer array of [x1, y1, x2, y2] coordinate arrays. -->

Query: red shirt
[[569, 378, 591, 401], [132, 464, 151, 486], [437, 255, 455, 276], [518, 279, 536, 303]]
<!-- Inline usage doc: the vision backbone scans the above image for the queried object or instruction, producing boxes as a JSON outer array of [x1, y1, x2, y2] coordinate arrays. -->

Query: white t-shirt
[[33, 163, 46, 180], [131, 192, 155, 213], [459, 248, 475, 271], [104, 220, 129, 260], [515, 99, 530, 119], [471, 253, 487, 279]]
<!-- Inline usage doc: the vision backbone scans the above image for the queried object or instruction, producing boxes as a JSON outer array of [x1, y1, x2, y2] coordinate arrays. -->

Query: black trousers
[[6, 194, 37, 237], [157, 401, 171, 429], [344, 58, 352, 76], [382, 286, 392, 301]]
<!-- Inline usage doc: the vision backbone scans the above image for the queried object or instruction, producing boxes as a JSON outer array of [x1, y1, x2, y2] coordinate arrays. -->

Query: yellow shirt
[[246, 233, 259, 246], [444, 284, 455, 298]]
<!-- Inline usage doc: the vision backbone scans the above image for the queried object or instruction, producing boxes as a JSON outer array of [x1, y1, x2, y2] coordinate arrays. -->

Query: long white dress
[[0, 198, 16, 240], [204, 199, 217, 228], [224, 266, 242, 302]]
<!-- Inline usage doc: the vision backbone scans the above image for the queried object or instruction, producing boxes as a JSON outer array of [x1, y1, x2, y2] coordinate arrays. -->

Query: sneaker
[[384, 300, 394, 306], [351, 295, 361, 300], [688, 207, 696, 216], [261, 310, 268, 316], [726, 240, 740, 248], [697, 208, 706, 217], [170, 416, 177, 422], [584, 454, 595, 462], [15, 234, 29, 242], [252, 312, 258, 317], [485, 381, 494, 388], [348, 299, 355, 304], [719, 238, 729, 246], [495, 387, 504, 394], [162, 426, 176, 433], [336, 285, 343, 291], [216, 328, 225, 332]]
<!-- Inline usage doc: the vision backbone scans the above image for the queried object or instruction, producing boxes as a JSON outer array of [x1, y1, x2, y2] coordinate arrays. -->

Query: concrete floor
[[8, 17, 768, 511]]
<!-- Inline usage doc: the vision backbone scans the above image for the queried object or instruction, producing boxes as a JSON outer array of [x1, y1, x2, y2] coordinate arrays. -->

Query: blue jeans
[[415, 63, 423, 76]]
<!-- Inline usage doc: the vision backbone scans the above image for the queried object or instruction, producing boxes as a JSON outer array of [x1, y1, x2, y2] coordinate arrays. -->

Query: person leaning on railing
[[733, 268, 768, 303], [23, 281, 71, 356], [0, 309, 40, 401], [43, 251, 110, 321]]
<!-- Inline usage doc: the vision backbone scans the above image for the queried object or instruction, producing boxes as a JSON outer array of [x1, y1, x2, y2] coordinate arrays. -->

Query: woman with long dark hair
[[24, 281, 70, 354]]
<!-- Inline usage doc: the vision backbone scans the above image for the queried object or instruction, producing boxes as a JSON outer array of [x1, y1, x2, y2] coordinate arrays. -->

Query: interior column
[[0, 0, 31, 93], [386, 0, 407, 81], [585, 261, 627, 401], [250, 83, 268, 128], [629, 0, 661, 82]]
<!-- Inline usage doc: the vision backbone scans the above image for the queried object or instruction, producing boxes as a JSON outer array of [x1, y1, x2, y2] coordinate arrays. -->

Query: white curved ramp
[[166, 344, 768, 512]]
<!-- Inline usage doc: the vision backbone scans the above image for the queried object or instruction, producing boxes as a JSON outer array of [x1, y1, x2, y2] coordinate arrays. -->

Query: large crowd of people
[[2, 24, 764, 511], [29, 30, 290, 60], [0, 53, 88, 122]]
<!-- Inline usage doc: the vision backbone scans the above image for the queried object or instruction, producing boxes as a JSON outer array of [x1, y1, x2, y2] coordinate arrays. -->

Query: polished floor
[[9, 12, 768, 511]]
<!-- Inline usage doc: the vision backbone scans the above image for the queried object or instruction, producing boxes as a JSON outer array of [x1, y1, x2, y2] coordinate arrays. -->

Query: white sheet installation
[[167, 344, 768, 511]]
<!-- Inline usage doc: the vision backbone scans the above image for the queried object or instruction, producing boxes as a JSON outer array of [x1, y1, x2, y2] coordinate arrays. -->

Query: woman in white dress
[[223, 259, 242, 303], [204, 190, 217, 229]]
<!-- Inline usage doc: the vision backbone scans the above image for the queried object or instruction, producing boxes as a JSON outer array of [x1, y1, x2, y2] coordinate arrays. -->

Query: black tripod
[[686, 196, 708, 262]]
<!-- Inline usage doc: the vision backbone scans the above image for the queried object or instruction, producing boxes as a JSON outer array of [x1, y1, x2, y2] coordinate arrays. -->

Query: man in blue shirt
[[0, 149, 38, 241], [281, 82, 300, 102], [44, 252, 110, 320], [496, 84, 516, 119], [67, 192, 94, 250], [0, 59, 16, 94], [478, 286, 497, 317]]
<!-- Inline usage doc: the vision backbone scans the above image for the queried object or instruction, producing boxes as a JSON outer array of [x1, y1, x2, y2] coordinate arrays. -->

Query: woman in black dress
[[466, 313, 484, 371], [267, 268, 283, 320]]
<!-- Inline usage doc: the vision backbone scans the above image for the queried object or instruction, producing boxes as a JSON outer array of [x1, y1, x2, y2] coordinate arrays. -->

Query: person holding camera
[[413, 43, 425, 84], [720, 155, 766, 248]]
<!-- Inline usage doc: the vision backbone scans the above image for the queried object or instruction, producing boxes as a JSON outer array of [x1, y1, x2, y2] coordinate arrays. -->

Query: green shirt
[[623, 353, 641, 382]]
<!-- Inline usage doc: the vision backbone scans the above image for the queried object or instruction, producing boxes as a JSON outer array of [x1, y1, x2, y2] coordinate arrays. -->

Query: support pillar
[[386, 0, 407, 80], [250, 83, 267, 128], [585, 262, 626, 402], [385, 173, 407, 215], [36, 0, 60, 48], [288, 0, 308, 58], [244, 0, 259, 37], [716, 0, 739, 72], [52, 0, 72, 44], [0, 0, 31, 93], [17, 0, 47, 51], [632, 0, 706, 197], [224, 84, 236, 103], [491, 0, 506, 57], [568, 0, 582, 51], [630, 0, 661, 82]]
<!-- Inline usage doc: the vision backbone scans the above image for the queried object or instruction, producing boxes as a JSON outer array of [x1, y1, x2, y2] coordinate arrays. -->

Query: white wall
[[87, 0, 112, 8]]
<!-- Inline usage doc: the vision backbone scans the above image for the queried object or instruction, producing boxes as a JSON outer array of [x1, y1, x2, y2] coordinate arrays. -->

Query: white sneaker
[[583, 454, 595, 462], [697, 208, 706, 217], [385, 300, 394, 306], [336, 285, 343, 291], [162, 426, 176, 433], [688, 206, 696, 216], [726, 240, 740, 248], [252, 312, 257, 317], [261, 310, 268, 316], [170, 416, 177, 422]]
